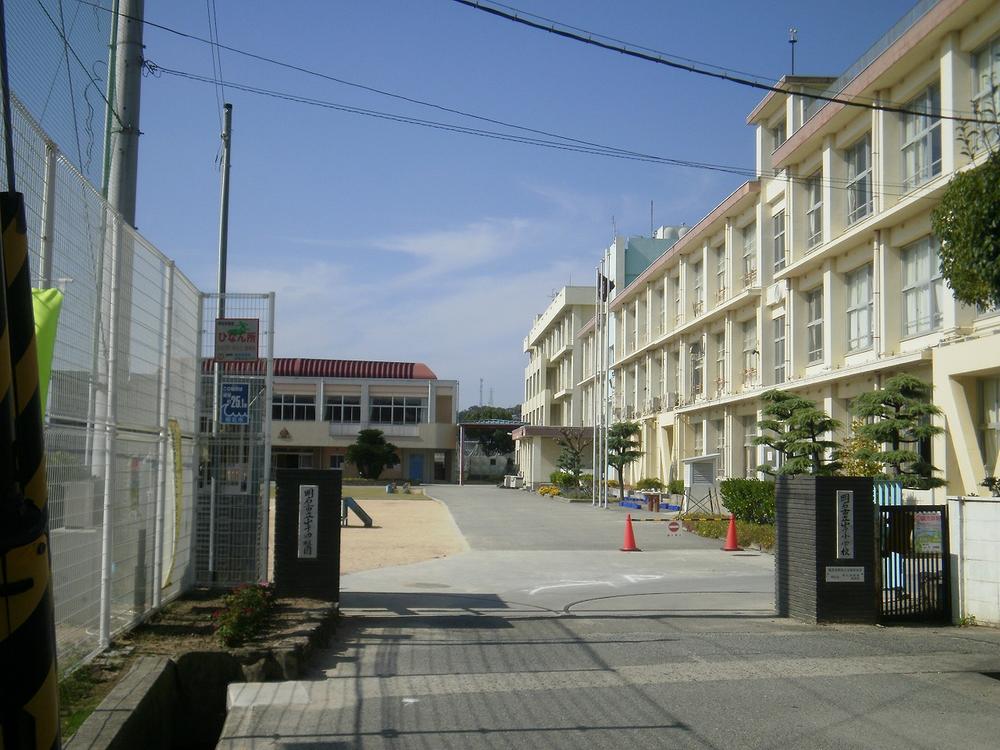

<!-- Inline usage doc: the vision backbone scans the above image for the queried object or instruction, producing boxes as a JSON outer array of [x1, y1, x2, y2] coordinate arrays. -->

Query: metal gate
[[877, 505, 950, 623]]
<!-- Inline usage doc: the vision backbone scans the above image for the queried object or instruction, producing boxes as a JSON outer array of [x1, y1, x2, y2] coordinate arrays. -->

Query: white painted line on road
[[527, 580, 615, 595]]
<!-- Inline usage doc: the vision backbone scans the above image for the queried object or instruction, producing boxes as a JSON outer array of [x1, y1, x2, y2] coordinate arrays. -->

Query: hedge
[[719, 478, 775, 524]]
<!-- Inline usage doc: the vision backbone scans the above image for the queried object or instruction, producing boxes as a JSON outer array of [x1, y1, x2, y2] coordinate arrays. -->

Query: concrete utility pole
[[217, 102, 232, 319], [106, 0, 144, 225]]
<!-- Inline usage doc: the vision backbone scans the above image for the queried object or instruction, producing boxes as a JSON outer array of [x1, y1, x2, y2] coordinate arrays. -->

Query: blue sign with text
[[220, 383, 250, 425]]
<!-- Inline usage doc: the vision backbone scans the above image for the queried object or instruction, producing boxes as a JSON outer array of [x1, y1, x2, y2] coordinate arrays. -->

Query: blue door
[[409, 453, 424, 482]]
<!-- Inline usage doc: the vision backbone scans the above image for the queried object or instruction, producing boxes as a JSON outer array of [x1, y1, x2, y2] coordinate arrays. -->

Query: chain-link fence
[[3, 94, 201, 671], [6, 0, 115, 189], [196, 294, 275, 587]]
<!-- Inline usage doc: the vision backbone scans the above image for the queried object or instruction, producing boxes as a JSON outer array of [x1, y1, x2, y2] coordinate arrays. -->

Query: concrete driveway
[[219, 484, 1000, 749]]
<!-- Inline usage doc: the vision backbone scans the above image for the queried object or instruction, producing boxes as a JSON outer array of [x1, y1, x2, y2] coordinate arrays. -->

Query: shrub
[[580, 474, 593, 487], [606, 479, 620, 488], [549, 470, 576, 487], [681, 514, 775, 551], [667, 479, 685, 495], [213, 582, 275, 647], [719, 478, 775, 524], [537, 485, 561, 496], [635, 477, 664, 490]]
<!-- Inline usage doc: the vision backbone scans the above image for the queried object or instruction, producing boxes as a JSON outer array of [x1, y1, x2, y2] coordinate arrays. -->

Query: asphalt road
[[218, 484, 1000, 749]]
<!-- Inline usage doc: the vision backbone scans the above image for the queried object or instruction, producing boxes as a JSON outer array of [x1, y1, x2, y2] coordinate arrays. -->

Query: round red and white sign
[[667, 520, 681, 534]]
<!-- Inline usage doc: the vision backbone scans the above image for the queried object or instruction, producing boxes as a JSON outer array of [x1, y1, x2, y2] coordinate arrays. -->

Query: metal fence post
[[98, 217, 121, 648], [259, 292, 275, 582], [152, 260, 173, 609], [39, 139, 56, 288]]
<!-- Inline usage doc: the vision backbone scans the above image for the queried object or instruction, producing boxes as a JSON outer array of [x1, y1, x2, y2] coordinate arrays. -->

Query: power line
[[450, 0, 995, 126], [148, 63, 943, 200], [205, 0, 224, 129], [485, 0, 778, 83]]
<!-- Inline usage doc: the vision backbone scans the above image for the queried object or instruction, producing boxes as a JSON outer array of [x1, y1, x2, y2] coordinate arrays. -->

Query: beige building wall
[[574, 0, 1000, 497]]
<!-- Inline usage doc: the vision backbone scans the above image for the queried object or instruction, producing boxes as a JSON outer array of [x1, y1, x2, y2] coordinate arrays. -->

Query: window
[[714, 332, 726, 392], [901, 83, 942, 192], [325, 395, 361, 422], [693, 421, 704, 454], [272, 393, 315, 421], [742, 223, 757, 286], [773, 315, 786, 384], [806, 288, 823, 363], [329, 455, 344, 469], [690, 340, 704, 397], [712, 419, 726, 460], [902, 236, 943, 336], [806, 172, 823, 249], [772, 210, 786, 272], [978, 377, 1000, 476], [972, 38, 1000, 150], [656, 287, 665, 333], [846, 134, 872, 224], [370, 396, 426, 424], [671, 275, 681, 322], [691, 260, 704, 315], [846, 264, 873, 351], [772, 121, 786, 150], [742, 415, 758, 478], [742, 319, 758, 386], [715, 245, 727, 301]]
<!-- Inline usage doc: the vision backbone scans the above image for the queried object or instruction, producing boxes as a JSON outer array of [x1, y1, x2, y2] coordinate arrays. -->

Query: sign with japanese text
[[215, 318, 260, 361], [297, 485, 319, 559], [914, 513, 943, 553], [825, 566, 865, 583], [220, 383, 250, 424], [836, 490, 854, 559]]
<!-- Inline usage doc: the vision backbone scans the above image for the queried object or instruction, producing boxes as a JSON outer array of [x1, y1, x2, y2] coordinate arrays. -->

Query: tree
[[932, 149, 1000, 310], [457, 405, 519, 456], [346, 429, 399, 480], [850, 374, 944, 489], [458, 405, 518, 422], [555, 427, 592, 487], [755, 389, 841, 476], [931, 101, 1000, 310], [837, 419, 884, 478], [606, 421, 642, 489]]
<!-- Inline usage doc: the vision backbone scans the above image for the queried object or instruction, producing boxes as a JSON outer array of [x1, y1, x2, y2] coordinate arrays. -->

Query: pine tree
[[755, 389, 841, 476], [850, 374, 944, 489], [607, 421, 642, 489]]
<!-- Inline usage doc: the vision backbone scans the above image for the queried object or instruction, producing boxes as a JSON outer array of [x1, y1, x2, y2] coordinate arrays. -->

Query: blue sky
[[131, 0, 918, 408]]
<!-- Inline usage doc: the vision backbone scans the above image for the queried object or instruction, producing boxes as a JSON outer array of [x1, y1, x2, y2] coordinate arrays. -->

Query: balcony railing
[[742, 269, 758, 288]]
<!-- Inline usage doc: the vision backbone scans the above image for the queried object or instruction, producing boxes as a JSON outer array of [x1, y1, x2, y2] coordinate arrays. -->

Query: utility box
[[775, 476, 876, 623], [273, 468, 342, 601]]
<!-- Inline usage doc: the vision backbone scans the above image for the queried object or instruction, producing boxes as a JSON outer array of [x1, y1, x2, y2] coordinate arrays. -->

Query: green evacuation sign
[[215, 318, 260, 361]]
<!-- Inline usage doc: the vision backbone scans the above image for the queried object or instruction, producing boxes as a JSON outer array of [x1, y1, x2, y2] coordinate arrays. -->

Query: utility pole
[[106, 0, 144, 225], [216, 102, 232, 319]]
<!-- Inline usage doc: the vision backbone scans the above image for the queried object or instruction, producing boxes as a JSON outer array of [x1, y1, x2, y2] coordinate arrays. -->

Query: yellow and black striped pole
[[1, 193, 59, 750], [0, 0, 60, 746]]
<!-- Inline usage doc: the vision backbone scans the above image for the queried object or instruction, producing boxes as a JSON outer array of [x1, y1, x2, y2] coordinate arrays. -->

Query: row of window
[[676, 236, 943, 399], [272, 394, 427, 424]]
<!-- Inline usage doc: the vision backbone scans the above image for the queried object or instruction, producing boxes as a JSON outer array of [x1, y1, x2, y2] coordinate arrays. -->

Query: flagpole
[[592, 265, 598, 506]]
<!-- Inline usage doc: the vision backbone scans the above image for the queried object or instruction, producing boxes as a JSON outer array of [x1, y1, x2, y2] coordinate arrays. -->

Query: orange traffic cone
[[620, 514, 641, 552], [722, 514, 742, 551]]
